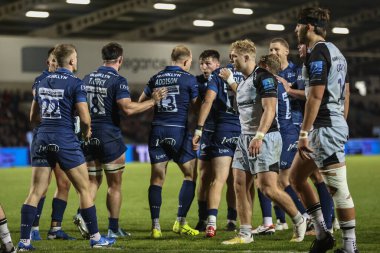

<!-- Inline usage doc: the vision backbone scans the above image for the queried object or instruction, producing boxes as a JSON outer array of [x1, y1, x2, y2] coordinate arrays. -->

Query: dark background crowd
[[0, 87, 379, 147]]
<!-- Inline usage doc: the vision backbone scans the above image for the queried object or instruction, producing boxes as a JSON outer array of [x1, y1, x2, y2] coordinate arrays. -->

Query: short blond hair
[[54, 44, 76, 67], [230, 39, 256, 57], [171, 45, 191, 62], [258, 54, 281, 75]]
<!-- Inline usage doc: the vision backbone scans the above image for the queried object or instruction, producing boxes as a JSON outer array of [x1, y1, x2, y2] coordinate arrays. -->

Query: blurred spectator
[[0, 89, 379, 147], [0, 90, 31, 146]]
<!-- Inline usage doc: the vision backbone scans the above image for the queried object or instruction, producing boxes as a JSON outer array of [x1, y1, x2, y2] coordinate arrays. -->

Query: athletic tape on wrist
[[253, 131, 265, 140], [299, 130, 308, 139], [226, 69, 235, 86]]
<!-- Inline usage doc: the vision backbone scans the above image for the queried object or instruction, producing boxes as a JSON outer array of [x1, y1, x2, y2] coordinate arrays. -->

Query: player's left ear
[[244, 54, 249, 62]]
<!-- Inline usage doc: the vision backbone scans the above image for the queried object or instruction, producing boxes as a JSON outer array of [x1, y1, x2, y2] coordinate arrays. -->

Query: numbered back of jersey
[[156, 85, 179, 113], [39, 88, 64, 119]]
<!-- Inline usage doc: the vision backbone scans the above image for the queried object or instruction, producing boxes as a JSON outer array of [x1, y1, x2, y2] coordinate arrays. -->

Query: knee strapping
[[88, 166, 102, 176], [103, 163, 125, 174], [321, 166, 354, 209]]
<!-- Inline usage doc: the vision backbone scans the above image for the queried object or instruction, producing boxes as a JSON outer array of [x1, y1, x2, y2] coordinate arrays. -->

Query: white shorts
[[309, 126, 348, 168], [232, 132, 282, 175]]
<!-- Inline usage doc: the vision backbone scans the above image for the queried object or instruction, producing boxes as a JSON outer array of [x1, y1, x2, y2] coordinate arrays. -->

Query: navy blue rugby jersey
[[33, 70, 50, 91], [207, 64, 243, 132], [32, 70, 52, 133], [196, 74, 216, 132], [279, 61, 303, 125], [144, 66, 198, 127], [34, 68, 87, 133], [277, 81, 295, 134], [82, 66, 130, 130]]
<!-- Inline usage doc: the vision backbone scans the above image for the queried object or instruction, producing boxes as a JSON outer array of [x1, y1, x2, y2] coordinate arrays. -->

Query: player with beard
[[291, 7, 358, 253]]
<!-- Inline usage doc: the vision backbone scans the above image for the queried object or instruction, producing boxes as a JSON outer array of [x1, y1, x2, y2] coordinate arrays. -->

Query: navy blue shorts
[[209, 130, 240, 158], [31, 132, 85, 170], [148, 126, 196, 164], [85, 128, 126, 164], [199, 131, 214, 161], [280, 133, 298, 170]]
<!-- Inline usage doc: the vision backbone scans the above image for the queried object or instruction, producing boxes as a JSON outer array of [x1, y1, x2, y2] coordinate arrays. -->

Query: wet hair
[[171, 45, 191, 62], [230, 39, 256, 57], [53, 44, 76, 67], [199, 50, 220, 61], [258, 54, 281, 75], [270, 38, 289, 50], [298, 7, 330, 38], [102, 42, 123, 61]]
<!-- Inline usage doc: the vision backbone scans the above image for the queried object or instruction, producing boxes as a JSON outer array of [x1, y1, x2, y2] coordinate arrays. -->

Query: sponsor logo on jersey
[[155, 154, 167, 160], [287, 141, 298, 151], [155, 138, 176, 146], [309, 61, 323, 76], [262, 78, 275, 91], [221, 137, 238, 145], [218, 148, 230, 154]]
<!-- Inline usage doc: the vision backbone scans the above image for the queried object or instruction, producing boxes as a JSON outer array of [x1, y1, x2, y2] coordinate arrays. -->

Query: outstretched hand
[[152, 87, 168, 103], [275, 75, 291, 93]]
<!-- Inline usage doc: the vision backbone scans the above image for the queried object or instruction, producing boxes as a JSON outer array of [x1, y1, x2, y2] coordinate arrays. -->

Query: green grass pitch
[[0, 155, 379, 252]]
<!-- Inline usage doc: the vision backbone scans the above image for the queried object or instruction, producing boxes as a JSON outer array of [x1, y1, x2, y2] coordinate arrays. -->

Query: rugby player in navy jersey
[[194, 50, 238, 232], [270, 38, 304, 129], [192, 62, 243, 238], [139, 45, 199, 238], [291, 7, 358, 253], [194, 49, 220, 231], [0, 205, 16, 253], [18, 44, 115, 251], [219, 40, 306, 245], [81, 42, 167, 239], [30, 47, 75, 241]]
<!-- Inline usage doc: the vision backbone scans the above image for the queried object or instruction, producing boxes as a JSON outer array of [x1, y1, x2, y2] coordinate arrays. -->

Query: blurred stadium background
[[0, 1, 379, 252], [0, 0, 379, 167]]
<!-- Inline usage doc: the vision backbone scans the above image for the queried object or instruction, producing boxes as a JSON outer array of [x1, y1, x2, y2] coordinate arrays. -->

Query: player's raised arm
[[276, 75, 306, 100], [219, 68, 238, 92], [117, 88, 167, 116]]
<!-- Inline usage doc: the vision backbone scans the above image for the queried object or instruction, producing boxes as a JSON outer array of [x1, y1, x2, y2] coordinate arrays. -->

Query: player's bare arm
[[276, 75, 306, 100], [75, 101, 91, 140], [344, 82, 350, 120], [30, 100, 41, 124], [118, 88, 167, 116], [298, 85, 324, 160], [138, 91, 149, 103]]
